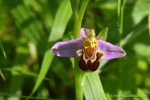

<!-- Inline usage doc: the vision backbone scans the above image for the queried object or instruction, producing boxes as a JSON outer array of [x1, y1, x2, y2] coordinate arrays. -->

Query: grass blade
[[31, 51, 53, 95], [31, 0, 72, 95], [84, 72, 106, 100], [0, 41, 6, 81], [118, 0, 126, 36], [0, 42, 6, 59], [148, 8, 150, 34], [49, 0, 72, 42], [0, 70, 6, 81]]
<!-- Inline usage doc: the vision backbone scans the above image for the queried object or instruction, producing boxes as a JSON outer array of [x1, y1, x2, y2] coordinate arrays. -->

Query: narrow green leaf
[[84, 72, 106, 100], [31, 0, 72, 95], [118, 0, 126, 36], [0, 42, 6, 59], [0, 41, 6, 81], [148, 8, 150, 34], [98, 27, 108, 41], [0, 70, 6, 81], [31, 51, 54, 95], [49, 0, 72, 42]]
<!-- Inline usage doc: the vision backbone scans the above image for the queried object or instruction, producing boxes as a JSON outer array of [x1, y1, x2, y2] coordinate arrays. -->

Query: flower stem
[[74, 60, 85, 100], [74, 0, 89, 38], [118, 0, 126, 45], [148, 7, 150, 34], [70, 0, 89, 100], [117, 0, 126, 100]]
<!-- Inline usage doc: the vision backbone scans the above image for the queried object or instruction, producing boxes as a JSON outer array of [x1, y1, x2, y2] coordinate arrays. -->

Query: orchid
[[51, 28, 126, 71]]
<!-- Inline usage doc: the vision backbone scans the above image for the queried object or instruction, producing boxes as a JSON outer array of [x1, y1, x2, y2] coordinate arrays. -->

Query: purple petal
[[51, 38, 83, 57], [80, 28, 90, 38], [98, 40, 126, 60]]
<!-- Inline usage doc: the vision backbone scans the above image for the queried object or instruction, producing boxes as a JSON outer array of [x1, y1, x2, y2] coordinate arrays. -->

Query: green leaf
[[49, 0, 72, 42], [0, 70, 5, 81], [84, 72, 106, 100], [31, 0, 72, 95], [0, 42, 6, 59], [31, 51, 54, 95], [98, 27, 108, 41], [0, 41, 6, 81], [118, 0, 126, 35], [148, 8, 150, 34]]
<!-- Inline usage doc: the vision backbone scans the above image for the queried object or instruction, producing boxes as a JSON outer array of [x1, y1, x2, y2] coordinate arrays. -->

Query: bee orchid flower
[[51, 28, 126, 71]]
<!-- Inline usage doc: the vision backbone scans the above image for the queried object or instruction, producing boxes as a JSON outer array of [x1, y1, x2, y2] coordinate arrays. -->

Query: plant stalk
[[70, 0, 89, 99]]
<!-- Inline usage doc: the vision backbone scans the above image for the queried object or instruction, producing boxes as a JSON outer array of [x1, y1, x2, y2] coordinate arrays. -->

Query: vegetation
[[0, 0, 150, 100]]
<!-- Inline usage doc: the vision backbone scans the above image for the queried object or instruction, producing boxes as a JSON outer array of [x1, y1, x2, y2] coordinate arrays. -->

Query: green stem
[[118, 0, 122, 35], [70, 0, 89, 100], [74, 60, 85, 100], [118, 0, 126, 45], [148, 7, 150, 34], [117, 0, 126, 100], [74, 0, 89, 38]]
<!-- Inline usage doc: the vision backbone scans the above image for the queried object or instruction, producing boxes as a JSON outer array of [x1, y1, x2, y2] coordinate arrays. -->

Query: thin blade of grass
[[118, 0, 126, 36], [84, 72, 106, 100], [49, 0, 72, 42], [31, 0, 72, 95], [31, 51, 53, 95], [0, 42, 6, 59], [0, 41, 6, 81], [0, 70, 6, 81], [148, 8, 150, 34]]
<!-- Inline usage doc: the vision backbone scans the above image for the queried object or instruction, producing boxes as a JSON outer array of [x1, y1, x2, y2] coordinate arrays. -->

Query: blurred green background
[[0, 0, 150, 100]]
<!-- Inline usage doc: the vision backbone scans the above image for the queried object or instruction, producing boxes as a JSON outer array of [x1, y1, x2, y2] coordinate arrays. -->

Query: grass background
[[0, 0, 150, 100]]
